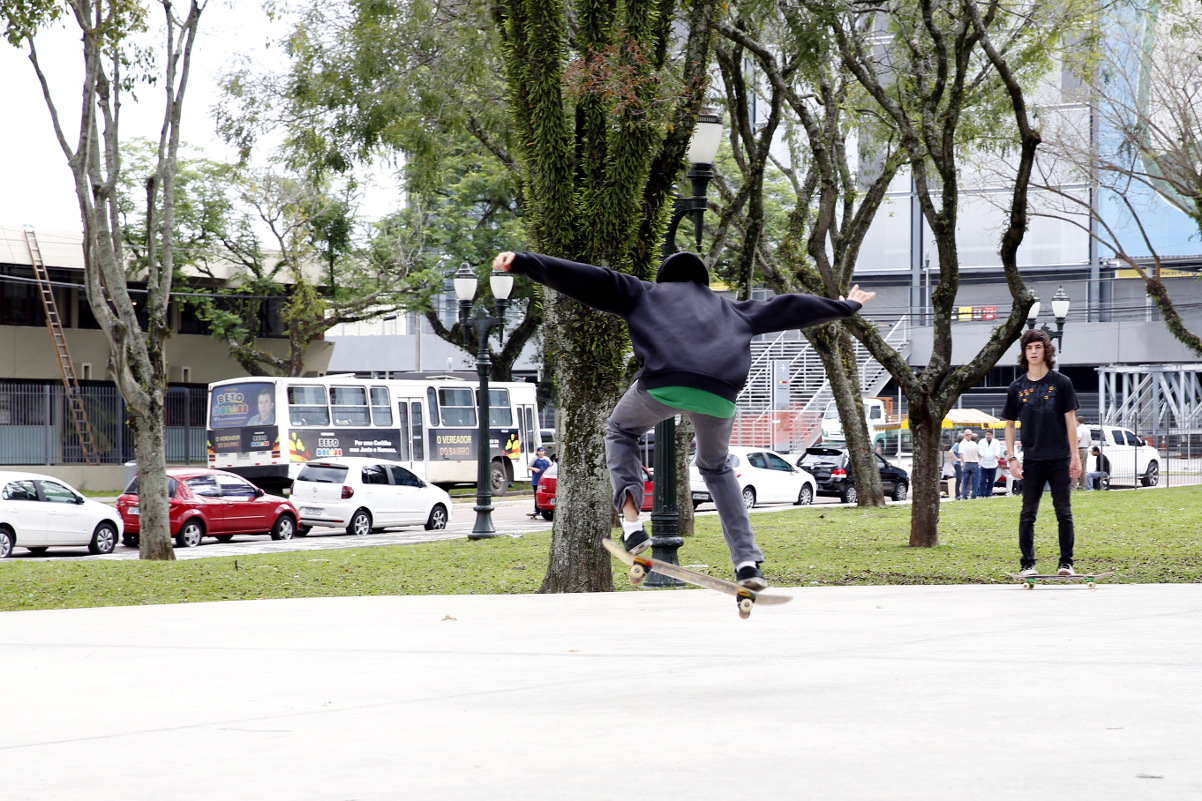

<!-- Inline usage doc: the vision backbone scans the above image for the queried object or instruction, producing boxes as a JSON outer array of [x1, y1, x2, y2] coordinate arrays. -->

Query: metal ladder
[[24, 227, 101, 465]]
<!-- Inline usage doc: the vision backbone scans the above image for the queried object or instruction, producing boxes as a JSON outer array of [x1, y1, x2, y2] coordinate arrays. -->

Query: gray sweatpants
[[605, 382, 763, 568]]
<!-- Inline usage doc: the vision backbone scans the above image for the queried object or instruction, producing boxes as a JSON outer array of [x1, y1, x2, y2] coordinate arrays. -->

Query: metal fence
[[0, 382, 207, 466]]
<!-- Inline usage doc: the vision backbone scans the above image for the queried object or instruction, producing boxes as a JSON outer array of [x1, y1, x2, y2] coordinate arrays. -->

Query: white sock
[[621, 519, 644, 538], [735, 561, 757, 572]]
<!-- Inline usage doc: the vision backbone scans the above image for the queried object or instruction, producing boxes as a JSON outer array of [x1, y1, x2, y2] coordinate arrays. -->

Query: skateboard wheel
[[629, 564, 646, 585], [1087, 582, 1096, 590], [1022, 581, 1034, 590], [738, 598, 754, 619]]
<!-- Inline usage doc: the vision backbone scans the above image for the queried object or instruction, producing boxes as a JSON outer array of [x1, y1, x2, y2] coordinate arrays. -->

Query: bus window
[[288, 386, 330, 427], [427, 388, 439, 427], [487, 389, 512, 426], [331, 386, 370, 426], [438, 388, 477, 427], [371, 387, 393, 426], [411, 402, 425, 460]]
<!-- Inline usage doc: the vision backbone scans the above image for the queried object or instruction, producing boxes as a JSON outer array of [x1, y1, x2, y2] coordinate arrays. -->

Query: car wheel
[[692, 500, 702, 510], [88, 522, 118, 555], [296, 525, 311, 537], [541, 509, 554, 521], [271, 514, 296, 541], [795, 485, 814, 506], [425, 504, 449, 530], [176, 519, 204, 548], [841, 484, 858, 505], [1142, 462, 1159, 487], [742, 487, 756, 509], [891, 482, 909, 502], [0, 527, 11, 558], [1011, 480, 1022, 495], [347, 509, 372, 537], [123, 533, 139, 548]]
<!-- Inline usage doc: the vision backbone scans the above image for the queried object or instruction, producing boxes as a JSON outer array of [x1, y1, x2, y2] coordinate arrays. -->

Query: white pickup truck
[[1089, 425, 1161, 487]]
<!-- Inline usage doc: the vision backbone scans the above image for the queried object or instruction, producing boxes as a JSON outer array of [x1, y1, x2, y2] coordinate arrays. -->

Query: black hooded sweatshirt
[[509, 252, 863, 403]]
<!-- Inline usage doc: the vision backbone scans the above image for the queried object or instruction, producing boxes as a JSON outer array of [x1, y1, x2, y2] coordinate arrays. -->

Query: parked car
[[795, 447, 910, 504], [0, 472, 123, 558], [534, 462, 653, 521], [1090, 425, 1161, 487], [116, 468, 298, 548], [292, 457, 452, 535], [690, 446, 817, 509]]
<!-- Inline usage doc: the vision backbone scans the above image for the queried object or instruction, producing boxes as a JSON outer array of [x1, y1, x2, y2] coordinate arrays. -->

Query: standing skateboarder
[[493, 250, 874, 589], [1002, 328, 1083, 577]]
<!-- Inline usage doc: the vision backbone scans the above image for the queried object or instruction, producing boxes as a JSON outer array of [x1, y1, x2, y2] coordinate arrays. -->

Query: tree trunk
[[908, 414, 944, 548], [538, 295, 624, 593], [675, 414, 695, 536], [128, 394, 174, 560]]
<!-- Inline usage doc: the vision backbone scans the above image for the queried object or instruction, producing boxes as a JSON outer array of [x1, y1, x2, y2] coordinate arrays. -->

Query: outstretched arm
[[491, 251, 646, 317]]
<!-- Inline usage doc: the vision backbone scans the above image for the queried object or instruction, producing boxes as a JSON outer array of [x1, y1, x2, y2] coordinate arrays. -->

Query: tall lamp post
[[453, 262, 513, 539], [1026, 285, 1070, 355], [646, 106, 723, 588]]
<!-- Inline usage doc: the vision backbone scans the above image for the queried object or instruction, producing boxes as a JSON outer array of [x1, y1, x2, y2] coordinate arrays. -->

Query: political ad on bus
[[206, 381, 279, 455]]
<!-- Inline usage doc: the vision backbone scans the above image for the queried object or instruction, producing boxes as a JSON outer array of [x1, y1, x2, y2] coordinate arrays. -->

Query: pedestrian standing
[[529, 446, 551, 518], [1073, 418, 1090, 489], [494, 249, 873, 589], [959, 431, 980, 500], [1002, 329, 1083, 576], [949, 432, 964, 500], [976, 428, 1004, 497]]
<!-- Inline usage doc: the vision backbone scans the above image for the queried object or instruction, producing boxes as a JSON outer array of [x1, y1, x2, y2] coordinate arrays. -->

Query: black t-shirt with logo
[[1001, 370, 1079, 462]]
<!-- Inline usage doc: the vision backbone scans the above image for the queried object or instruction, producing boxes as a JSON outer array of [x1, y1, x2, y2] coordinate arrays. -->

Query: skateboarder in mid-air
[[493, 250, 874, 589]]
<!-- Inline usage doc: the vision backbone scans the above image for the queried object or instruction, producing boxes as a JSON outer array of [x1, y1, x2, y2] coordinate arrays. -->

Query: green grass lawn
[[2, 485, 1199, 612]]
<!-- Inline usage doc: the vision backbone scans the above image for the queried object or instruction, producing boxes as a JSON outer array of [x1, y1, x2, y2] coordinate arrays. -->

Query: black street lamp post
[[1026, 285, 1071, 354], [645, 106, 723, 588], [454, 262, 513, 540]]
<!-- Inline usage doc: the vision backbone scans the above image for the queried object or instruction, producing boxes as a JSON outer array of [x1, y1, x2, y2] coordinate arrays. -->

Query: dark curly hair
[[1017, 328, 1056, 370]]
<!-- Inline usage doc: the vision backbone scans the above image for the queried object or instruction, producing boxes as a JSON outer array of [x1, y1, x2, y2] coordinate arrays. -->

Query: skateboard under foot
[[603, 538, 791, 618], [1003, 571, 1115, 590]]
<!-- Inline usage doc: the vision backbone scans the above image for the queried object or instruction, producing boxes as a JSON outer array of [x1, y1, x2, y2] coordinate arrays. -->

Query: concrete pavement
[[2, 581, 1200, 800]]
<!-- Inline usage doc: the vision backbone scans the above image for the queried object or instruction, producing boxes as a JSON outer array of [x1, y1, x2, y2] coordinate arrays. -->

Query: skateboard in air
[[1003, 570, 1115, 590], [602, 538, 791, 618]]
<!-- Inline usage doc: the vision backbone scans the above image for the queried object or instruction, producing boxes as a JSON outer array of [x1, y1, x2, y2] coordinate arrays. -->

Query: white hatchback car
[[291, 457, 453, 535], [689, 446, 817, 509], [0, 471, 124, 558]]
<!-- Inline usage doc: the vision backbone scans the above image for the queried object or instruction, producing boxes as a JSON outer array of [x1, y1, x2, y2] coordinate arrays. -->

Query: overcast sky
[[0, 3, 394, 237]]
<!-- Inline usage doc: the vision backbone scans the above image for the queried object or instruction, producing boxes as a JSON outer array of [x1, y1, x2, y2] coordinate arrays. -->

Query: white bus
[[206, 375, 542, 494]]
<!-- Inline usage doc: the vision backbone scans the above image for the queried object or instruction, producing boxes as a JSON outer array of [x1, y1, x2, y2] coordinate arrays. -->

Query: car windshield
[[122, 476, 178, 498], [296, 464, 349, 483]]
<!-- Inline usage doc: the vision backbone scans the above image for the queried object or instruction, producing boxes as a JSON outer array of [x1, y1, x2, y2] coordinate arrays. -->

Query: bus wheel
[[490, 459, 510, 496]]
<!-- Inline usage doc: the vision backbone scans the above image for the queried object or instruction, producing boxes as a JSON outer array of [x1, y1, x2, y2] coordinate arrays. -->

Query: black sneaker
[[623, 526, 651, 555], [1058, 563, 1076, 577], [735, 564, 768, 590]]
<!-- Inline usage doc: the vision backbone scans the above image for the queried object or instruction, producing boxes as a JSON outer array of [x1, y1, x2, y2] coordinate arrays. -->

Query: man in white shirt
[[1073, 419, 1090, 489], [958, 431, 981, 499], [976, 429, 1004, 498]]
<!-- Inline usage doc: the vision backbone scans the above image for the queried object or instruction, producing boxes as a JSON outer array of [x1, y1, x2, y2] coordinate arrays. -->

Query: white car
[[291, 457, 452, 535], [0, 471, 123, 558], [1091, 425, 1161, 487], [689, 446, 817, 509]]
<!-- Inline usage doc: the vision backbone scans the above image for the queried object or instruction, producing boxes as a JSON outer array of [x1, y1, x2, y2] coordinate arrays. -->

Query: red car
[[116, 468, 298, 548], [534, 463, 653, 521]]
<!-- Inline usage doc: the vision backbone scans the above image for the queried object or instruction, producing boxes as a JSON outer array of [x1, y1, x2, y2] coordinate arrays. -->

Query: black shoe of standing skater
[[736, 564, 768, 591]]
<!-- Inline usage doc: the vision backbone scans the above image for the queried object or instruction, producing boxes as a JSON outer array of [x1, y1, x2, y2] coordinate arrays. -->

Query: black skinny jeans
[[1018, 458, 1074, 568]]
